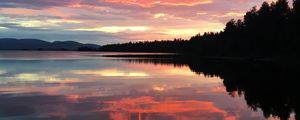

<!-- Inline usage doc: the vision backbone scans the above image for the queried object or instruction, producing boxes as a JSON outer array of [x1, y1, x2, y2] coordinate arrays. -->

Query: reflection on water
[[99, 96, 238, 120], [0, 51, 297, 120], [119, 57, 300, 120]]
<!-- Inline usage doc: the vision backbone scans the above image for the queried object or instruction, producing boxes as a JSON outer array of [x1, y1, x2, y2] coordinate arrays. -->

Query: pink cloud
[[103, 0, 213, 7]]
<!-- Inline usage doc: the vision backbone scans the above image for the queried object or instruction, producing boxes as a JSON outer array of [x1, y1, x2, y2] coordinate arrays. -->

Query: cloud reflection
[[15, 73, 59, 82], [0, 52, 271, 120], [0, 69, 6, 75], [99, 96, 236, 120], [70, 69, 149, 77]]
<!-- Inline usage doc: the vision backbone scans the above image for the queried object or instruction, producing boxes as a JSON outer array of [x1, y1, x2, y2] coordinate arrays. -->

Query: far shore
[[1, 50, 299, 66]]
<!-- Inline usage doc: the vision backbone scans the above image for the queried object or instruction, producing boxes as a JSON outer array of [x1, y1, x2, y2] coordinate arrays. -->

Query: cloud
[[0, 23, 52, 31], [0, 0, 294, 44], [153, 13, 166, 18], [72, 26, 151, 33], [0, 0, 76, 9], [104, 0, 213, 7]]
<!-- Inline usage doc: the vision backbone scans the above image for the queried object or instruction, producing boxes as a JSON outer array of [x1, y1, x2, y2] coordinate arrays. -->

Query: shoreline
[[1, 50, 299, 66]]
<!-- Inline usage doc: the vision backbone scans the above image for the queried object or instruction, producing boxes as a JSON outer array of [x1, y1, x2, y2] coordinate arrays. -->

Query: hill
[[0, 38, 100, 50]]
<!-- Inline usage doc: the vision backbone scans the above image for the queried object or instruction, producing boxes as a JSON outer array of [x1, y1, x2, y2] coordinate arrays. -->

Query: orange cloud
[[47, 8, 72, 18]]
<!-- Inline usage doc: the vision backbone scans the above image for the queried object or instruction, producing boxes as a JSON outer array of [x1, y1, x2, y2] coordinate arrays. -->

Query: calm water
[[0, 51, 297, 120]]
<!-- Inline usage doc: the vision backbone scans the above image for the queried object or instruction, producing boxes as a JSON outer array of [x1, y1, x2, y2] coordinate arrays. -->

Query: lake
[[0, 51, 297, 120]]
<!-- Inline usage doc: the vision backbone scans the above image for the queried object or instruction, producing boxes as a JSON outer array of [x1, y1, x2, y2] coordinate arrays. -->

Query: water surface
[[0, 51, 296, 120]]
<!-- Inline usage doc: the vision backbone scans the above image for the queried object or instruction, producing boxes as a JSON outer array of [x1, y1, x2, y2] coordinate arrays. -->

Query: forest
[[98, 0, 300, 58], [99, 38, 189, 53]]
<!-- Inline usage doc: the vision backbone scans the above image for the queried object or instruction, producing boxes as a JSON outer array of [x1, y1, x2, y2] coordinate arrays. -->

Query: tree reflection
[[114, 56, 300, 120]]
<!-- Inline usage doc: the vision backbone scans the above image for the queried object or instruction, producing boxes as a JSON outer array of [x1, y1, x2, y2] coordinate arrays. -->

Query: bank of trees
[[100, 39, 189, 53]]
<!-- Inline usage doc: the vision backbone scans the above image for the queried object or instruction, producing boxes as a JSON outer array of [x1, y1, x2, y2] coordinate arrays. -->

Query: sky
[[0, 0, 290, 44]]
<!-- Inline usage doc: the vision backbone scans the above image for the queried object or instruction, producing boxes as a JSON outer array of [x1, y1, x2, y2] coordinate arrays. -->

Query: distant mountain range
[[0, 38, 101, 50]]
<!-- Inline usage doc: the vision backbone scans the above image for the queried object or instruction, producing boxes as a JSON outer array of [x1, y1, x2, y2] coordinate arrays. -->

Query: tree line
[[98, 0, 300, 58], [99, 38, 189, 53]]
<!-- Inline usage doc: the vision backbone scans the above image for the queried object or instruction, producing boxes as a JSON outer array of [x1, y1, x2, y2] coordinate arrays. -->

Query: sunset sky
[[0, 0, 290, 44]]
